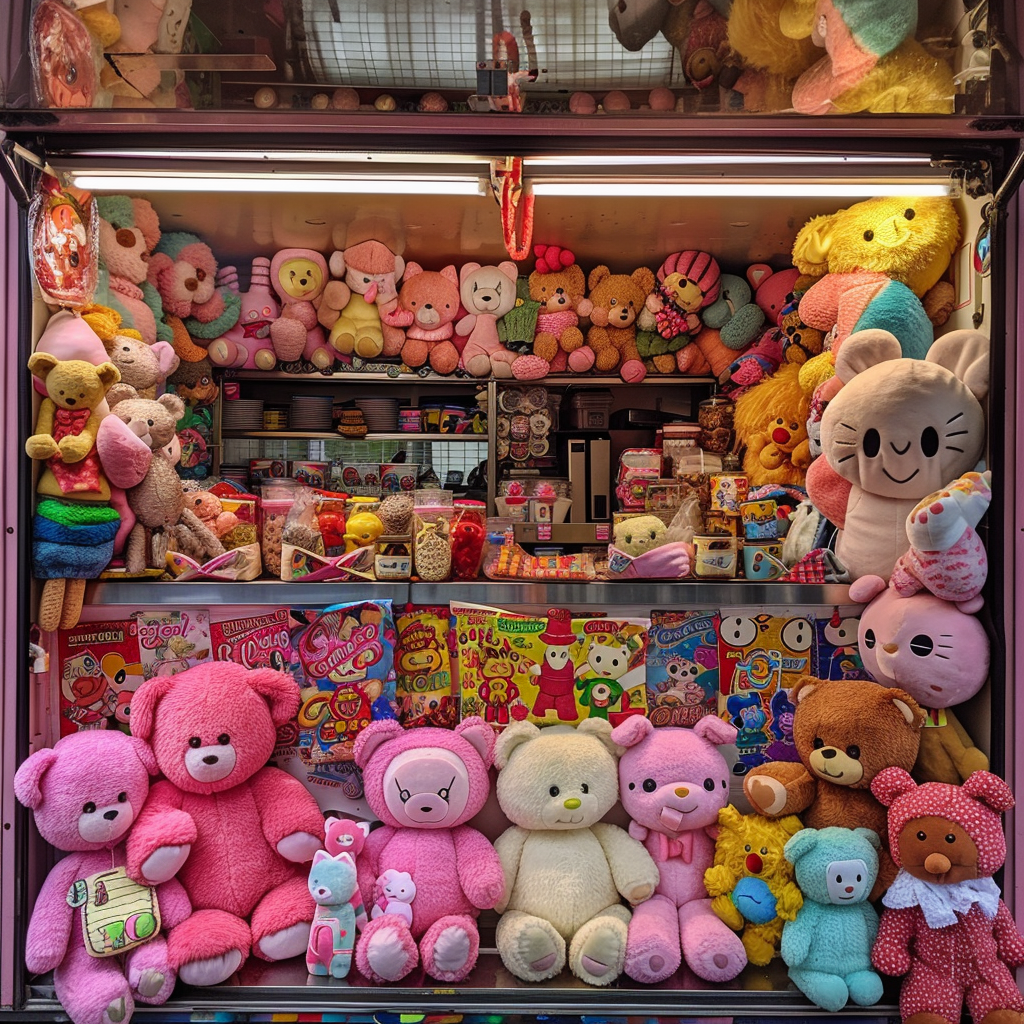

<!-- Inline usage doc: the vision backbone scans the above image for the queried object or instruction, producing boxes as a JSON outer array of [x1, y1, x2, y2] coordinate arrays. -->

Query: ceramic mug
[[743, 540, 787, 581], [740, 499, 779, 540], [693, 535, 738, 578]]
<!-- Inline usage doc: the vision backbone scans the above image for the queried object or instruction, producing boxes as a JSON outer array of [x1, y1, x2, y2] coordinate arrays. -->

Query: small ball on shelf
[[418, 91, 449, 112], [374, 93, 397, 111], [602, 90, 631, 113], [648, 86, 676, 111], [330, 87, 360, 110], [569, 91, 597, 115], [253, 86, 278, 109], [310, 92, 330, 110]]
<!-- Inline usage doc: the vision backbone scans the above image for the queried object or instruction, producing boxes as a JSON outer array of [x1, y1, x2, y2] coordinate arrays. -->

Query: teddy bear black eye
[[217, 733, 230, 745], [846, 745, 860, 759], [117, 792, 127, 803], [813, 737, 825, 749], [857, 874, 862, 881], [628, 782, 635, 790], [703, 778, 715, 791], [835, 873, 843, 882], [760, 847, 767, 855], [945, 833, 956, 844], [722, 780, 727, 788], [863, 229, 874, 241], [642, 778, 657, 792], [863, 629, 876, 649], [917, 830, 927, 841], [920, 426, 939, 458], [196, 268, 206, 281], [549, 785, 560, 797], [910, 634, 934, 656], [744, 844, 751, 852], [188, 736, 202, 748], [904, 208, 915, 220], [147, 419, 154, 426], [863, 428, 880, 457], [83, 802, 96, 814], [581, 783, 589, 794], [123, 345, 130, 352]]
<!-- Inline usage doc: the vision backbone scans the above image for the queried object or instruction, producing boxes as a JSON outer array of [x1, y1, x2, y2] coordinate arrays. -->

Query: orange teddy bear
[[586, 265, 656, 383]]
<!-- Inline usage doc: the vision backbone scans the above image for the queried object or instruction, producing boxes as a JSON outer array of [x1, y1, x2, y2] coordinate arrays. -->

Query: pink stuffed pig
[[15, 731, 192, 1024], [610, 715, 747, 983], [352, 717, 504, 984], [126, 664, 324, 987], [850, 574, 990, 785]]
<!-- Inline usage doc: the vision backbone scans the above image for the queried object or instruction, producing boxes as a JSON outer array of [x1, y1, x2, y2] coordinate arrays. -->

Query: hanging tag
[[28, 172, 99, 307], [68, 867, 162, 958], [490, 157, 534, 261]]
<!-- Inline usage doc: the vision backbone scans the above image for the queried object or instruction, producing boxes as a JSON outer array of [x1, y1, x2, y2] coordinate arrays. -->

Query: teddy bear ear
[[158, 393, 185, 422], [27, 352, 59, 380], [146, 250, 174, 287], [791, 675, 821, 704], [717, 804, 743, 829], [870, 766, 917, 806], [455, 716, 496, 767], [882, 689, 925, 728], [577, 717, 623, 756], [13, 747, 59, 810], [588, 265, 611, 291], [440, 265, 459, 286], [129, 736, 158, 776], [962, 770, 1015, 813], [329, 251, 346, 277], [129, 674, 182, 742], [854, 827, 881, 850], [783, 827, 818, 864], [926, 329, 989, 402], [631, 267, 656, 295], [403, 262, 423, 281], [693, 714, 738, 747], [393, 255, 406, 281], [609, 714, 652, 749], [498, 261, 518, 282], [353, 719, 405, 769], [493, 721, 541, 770], [460, 262, 481, 283], [312, 849, 330, 867], [97, 362, 122, 390], [835, 330, 902, 383], [848, 575, 889, 605], [244, 668, 301, 727]]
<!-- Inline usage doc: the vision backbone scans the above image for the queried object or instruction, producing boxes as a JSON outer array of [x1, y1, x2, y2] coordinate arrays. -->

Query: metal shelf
[[85, 580, 412, 606], [222, 430, 488, 441], [223, 370, 717, 387]]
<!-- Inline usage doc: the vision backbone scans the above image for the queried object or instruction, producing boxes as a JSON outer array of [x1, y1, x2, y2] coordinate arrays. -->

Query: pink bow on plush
[[655, 831, 694, 863]]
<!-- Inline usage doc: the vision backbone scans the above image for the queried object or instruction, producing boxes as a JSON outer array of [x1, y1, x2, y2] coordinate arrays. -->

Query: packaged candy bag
[[31, 0, 99, 109], [28, 173, 98, 306]]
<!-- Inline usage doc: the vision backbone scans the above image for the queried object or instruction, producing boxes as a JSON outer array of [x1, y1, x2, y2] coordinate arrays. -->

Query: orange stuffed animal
[[587, 265, 656, 382]]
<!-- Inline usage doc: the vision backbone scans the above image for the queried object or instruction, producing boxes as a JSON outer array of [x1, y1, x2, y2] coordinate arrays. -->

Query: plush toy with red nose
[[871, 769, 1024, 1024]]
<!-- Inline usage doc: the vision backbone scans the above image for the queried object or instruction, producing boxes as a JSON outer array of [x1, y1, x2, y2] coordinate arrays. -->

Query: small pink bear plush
[[610, 715, 747, 983], [15, 731, 192, 1024], [126, 664, 325, 987], [353, 717, 505, 983]]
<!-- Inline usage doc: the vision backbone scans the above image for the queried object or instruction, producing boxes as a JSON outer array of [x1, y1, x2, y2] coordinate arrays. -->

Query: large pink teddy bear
[[610, 715, 747, 983], [352, 717, 505, 984], [15, 731, 192, 1024], [126, 664, 325, 987]]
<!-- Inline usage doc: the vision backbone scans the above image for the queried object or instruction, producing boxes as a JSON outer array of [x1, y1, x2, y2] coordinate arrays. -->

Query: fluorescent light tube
[[525, 154, 932, 167], [531, 181, 951, 198], [72, 150, 491, 166], [68, 172, 486, 196]]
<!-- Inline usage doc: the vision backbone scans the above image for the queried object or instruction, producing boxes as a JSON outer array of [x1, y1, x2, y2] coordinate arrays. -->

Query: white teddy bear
[[493, 720, 659, 986]]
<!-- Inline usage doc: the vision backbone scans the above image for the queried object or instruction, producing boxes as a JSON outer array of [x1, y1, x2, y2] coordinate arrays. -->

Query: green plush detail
[[637, 330, 690, 357], [499, 298, 542, 348], [96, 195, 135, 228], [36, 499, 120, 526], [185, 288, 242, 339], [141, 281, 173, 342]]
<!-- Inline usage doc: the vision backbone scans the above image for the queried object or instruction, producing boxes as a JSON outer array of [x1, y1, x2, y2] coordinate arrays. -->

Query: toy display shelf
[[226, 371, 719, 387], [85, 579, 854, 607], [222, 430, 488, 441], [23, 950, 899, 1017]]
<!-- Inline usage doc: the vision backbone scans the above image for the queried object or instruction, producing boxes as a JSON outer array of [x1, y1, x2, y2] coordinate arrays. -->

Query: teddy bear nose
[[65, 397, 76, 405], [820, 748, 837, 759], [845, 885, 854, 893], [883, 643, 898, 654], [924, 853, 952, 875], [202, 755, 219, 765], [745, 853, 763, 873], [103, 810, 119, 821], [116, 228, 135, 247], [674, 787, 689, 798], [185, 277, 199, 291], [563, 798, 581, 809]]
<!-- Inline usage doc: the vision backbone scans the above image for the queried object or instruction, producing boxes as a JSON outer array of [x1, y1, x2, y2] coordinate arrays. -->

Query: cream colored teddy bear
[[493, 720, 659, 986]]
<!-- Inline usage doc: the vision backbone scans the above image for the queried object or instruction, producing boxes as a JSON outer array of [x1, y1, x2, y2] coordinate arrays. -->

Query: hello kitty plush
[[352, 718, 504, 983], [807, 328, 988, 581]]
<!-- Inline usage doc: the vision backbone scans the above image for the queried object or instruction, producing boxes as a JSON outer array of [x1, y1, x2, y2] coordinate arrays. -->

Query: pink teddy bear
[[610, 715, 747, 984], [14, 731, 192, 1024], [126, 664, 325, 987], [352, 717, 505, 984]]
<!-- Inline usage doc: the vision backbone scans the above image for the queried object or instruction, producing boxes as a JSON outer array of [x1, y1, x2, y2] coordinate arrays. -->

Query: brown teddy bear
[[743, 675, 925, 898], [384, 263, 461, 375], [528, 247, 595, 373], [586, 265, 656, 382]]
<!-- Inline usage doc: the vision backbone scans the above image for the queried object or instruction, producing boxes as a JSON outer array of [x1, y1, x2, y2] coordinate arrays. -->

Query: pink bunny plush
[[15, 731, 192, 1024], [352, 717, 504, 984], [611, 715, 747, 983]]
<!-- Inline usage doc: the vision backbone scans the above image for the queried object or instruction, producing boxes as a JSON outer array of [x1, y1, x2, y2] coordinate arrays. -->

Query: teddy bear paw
[[515, 922, 563, 977], [744, 776, 788, 816], [366, 924, 418, 982], [571, 921, 627, 986], [103, 997, 129, 1024], [178, 950, 243, 987], [259, 922, 311, 961], [567, 347, 596, 373], [431, 925, 472, 974], [845, 969, 883, 1007], [133, 969, 166, 1000]]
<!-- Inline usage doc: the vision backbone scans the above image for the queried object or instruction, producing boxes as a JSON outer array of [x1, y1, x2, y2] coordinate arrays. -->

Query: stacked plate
[[355, 397, 400, 433], [289, 395, 334, 431], [222, 399, 264, 432]]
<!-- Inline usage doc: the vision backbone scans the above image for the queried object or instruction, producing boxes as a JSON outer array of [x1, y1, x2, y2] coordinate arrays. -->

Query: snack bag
[[28, 172, 98, 305], [394, 606, 458, 727], [646, 610, 720, 726], [134, 609, 213, 679], [31, 0, 99, 109]]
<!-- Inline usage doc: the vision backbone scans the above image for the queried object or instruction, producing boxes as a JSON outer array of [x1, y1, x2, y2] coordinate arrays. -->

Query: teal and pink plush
[[781, 826, 883, 1012], [352, 717, 504, 983], [126, 665, 324, 987], [703, 273, 765, 349], [871, 769, 1024, 1024], [306, 849, 365, 979], [610, 715, 747, 983], [15, 731, 192, 1024]]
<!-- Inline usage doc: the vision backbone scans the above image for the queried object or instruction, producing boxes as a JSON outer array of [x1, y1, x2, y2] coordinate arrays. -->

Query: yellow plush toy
[[704, 806, 804, 966]]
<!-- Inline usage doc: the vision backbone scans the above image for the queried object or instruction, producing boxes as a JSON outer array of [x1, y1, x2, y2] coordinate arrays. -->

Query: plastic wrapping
[[31, 0, 99, 108], [28, 174, 98, 307]]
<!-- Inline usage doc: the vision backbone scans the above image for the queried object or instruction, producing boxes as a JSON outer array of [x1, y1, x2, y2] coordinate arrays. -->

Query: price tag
[[595, 524, 610, 542], [537, 524, 551, 541]]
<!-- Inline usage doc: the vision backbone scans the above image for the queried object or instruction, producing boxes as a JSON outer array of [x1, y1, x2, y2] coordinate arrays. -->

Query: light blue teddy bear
[[781, 826, 884, 1012]]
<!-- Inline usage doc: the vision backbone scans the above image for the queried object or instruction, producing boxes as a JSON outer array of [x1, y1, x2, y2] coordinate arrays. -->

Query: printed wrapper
[[134, 609, 213, 680], [813, 607, 869, 680], [454, 603, 649, 728], [57, 619, 143, 735], [28, 171, 98, 306], [717, 612, 815, 773], [395, 606, 459, 728], [646, 610, 720, 727], [211, 608, 291, 671]]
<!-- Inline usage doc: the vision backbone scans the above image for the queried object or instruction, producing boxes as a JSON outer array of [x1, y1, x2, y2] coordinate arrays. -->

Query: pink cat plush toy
[[610, 715, 747, 983], [352, 717, 504, 983], [15, 731, 192, 1024], [126, 664, 324, 987]]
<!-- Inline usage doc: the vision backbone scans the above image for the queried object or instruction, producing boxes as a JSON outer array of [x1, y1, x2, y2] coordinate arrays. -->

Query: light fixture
[[67, 172, 487, 196], [71, 149, 492, 166], [530, 181, 952, 198], [525, 154, 934, 168]]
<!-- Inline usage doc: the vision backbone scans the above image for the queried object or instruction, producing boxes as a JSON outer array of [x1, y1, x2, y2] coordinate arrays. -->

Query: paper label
[[69, 867, 161, 958]]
